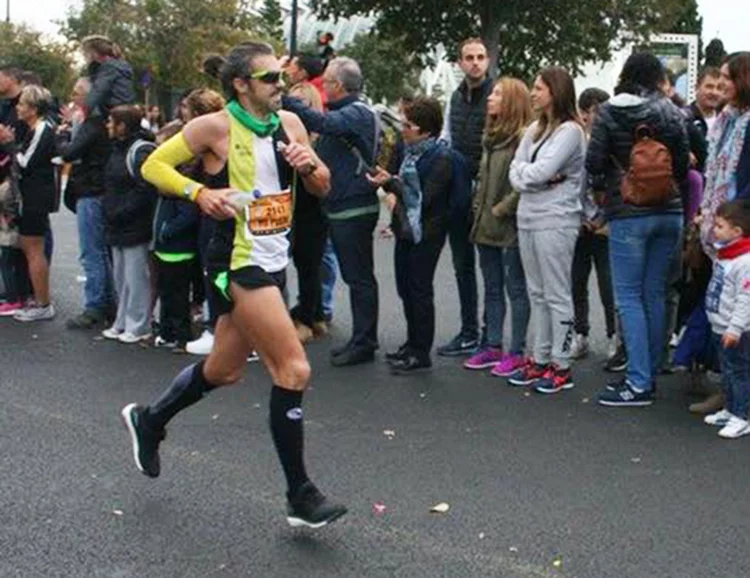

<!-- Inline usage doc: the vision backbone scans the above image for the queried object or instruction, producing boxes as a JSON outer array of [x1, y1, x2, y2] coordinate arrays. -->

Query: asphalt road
[[2, 211, 749, 578]]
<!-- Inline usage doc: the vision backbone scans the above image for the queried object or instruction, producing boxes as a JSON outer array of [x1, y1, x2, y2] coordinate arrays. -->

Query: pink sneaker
[[464, 346, 505, 370], [0, 301, 24, 317], [491, 353, 526, 377]]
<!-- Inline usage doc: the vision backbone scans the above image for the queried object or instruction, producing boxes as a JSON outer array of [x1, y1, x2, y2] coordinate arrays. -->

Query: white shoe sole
[[718, 426, 750, 439], [463, 362, 501, 370], [598, 399, 654, 407], [121, 404, 146, 475], [535, 383, 575, 394], [286, 509, 347, 528]]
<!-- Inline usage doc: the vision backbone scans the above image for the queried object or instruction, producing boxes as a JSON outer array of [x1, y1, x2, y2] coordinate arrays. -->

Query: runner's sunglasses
[[248, 69, 286, 85]]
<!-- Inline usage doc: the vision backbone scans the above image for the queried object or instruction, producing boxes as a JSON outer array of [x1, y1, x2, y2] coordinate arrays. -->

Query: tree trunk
[[479, 1, 501, 76]]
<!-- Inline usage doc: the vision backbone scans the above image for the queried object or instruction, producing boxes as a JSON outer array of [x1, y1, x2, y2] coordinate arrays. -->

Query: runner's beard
[[267, 91, 282, 112]]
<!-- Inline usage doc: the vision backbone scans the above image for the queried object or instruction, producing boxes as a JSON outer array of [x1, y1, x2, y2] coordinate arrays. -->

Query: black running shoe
[[385, 343, 410, 364], [603, 347, 628, 373], [121, 403, 165, 478], [286, 481, 348, 528]]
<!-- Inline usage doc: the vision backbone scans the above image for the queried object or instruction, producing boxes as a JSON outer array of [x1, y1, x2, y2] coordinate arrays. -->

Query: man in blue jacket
[[283, 57, 380, 366]]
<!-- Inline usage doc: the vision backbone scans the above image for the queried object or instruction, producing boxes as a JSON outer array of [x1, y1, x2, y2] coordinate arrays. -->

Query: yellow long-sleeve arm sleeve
[[140, 132, 203, 201]]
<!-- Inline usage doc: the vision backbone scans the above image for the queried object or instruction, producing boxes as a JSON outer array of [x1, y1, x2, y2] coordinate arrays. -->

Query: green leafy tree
[[59, 0, 277, 109], [340, 32, 421, 104], [0, 23, 76, 98], [258, 0, 284, 43], [310, 0, 701, 78]]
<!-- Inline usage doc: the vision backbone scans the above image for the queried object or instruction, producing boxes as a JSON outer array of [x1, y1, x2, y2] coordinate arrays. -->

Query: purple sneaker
[[463, 347, 505, 370], [490, 354, 525, 377]]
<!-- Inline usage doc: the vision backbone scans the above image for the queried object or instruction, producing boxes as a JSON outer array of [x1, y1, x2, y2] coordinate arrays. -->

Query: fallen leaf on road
[[430, 502, 450, 513], [373, 502, 387, 515], [112, 509, 124, 516]]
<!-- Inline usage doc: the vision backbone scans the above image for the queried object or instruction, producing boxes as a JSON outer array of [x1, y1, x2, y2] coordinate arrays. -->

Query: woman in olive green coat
[[464, 77, 532, 377]]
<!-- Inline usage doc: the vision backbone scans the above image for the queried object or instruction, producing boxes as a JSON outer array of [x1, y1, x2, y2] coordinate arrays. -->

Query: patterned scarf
[[398, 137, 438, 243], [700, 106, 750, 255]]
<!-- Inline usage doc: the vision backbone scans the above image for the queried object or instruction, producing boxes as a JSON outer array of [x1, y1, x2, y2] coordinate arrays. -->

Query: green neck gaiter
[[226, 99, 280, 138]]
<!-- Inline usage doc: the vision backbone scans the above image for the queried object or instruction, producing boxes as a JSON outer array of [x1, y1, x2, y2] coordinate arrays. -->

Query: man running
[[120, 42, 347, 528]]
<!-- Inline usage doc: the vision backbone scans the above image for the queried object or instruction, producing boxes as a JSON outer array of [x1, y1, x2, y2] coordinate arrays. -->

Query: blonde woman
[[464, 78, 532, 377], [14, 85, 57, 322]]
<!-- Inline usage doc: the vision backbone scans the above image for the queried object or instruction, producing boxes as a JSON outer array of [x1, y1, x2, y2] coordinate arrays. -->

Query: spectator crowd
[[2, 34, 750, 438]]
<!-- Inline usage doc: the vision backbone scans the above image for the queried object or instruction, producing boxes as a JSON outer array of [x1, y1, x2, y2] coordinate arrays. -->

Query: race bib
[[246, 189, 292, 237]]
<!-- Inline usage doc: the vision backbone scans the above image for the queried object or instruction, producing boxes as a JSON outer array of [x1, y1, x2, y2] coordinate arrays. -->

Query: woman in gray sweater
[[507, 67, 586, 394]]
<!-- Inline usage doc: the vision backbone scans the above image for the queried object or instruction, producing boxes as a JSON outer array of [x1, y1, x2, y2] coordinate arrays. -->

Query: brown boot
[[295, 322, 314, 344], [689, 392, 725, 414], [312, 321, 329, 338]]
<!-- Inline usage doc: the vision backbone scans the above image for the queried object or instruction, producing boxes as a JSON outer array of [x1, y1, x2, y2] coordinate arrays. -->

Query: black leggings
[[0, 246, 31, 303]]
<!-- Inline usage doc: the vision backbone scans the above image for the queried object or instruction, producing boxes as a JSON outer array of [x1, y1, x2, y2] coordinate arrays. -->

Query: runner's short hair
[[216, 42, 276, 100]]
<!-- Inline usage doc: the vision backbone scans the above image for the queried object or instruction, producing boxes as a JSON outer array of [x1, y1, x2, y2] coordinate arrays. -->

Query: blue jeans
[[320, 235, 338, 322], [609, 214, 683, 390], [448, 212, 479, 340], [76, 197, 114, 312], [714, 332, 750, 419], [329, 213, 379, 350], [478, 244, 529, 353]]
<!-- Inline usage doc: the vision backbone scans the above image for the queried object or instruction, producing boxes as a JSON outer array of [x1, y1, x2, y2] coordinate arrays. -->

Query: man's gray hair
[[327, 57, 363, 93]]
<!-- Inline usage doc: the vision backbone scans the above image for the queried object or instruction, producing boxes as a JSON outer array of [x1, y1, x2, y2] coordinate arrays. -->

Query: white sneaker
[[570, 334, 588, 359], [14, 303, 55, 322], [186, 330, 214, 355], [248, 350, 259, 363], [718, 416, 750, 439], [606, 336, 619, 360], [704, 409, 733, 426], [118, 331, 151, 344], [102, 327, 123, 340]]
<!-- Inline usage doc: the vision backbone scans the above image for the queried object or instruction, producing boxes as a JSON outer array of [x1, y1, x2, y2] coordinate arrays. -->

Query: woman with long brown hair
[[586, 52, 689, 407], [463, 77, 532, 377], [507, 67, 586, 394]]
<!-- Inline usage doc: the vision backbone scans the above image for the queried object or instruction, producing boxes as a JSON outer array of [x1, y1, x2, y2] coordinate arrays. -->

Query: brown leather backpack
[[615, 124, 676, 206]]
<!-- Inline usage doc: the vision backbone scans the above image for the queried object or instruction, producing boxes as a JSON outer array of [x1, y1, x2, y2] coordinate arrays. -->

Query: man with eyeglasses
[[283, 56, 382, 367], [120, 42, 347, 529], [437, 38, 493, 358]]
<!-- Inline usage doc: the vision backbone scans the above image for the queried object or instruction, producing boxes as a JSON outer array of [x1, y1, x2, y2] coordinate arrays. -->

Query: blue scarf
[[398, 137, 438, 243]]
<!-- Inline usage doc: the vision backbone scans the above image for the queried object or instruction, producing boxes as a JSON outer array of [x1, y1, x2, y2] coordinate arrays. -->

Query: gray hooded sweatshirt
[[510, 120, 585, 231]]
